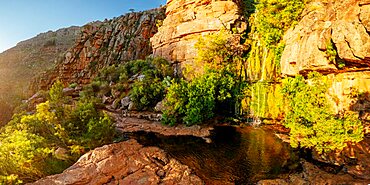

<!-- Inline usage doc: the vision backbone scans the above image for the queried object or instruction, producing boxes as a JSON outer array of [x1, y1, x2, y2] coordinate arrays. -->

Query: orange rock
[[151, 0, 246, 64], [31, 8, 166, 92], [281, 0, 370, 76]]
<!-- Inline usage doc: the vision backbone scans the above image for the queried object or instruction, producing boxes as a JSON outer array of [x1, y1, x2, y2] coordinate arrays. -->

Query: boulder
[[154, 100, 165, 112], [120, 96, 131, 109], [30, 140, 203, 185]]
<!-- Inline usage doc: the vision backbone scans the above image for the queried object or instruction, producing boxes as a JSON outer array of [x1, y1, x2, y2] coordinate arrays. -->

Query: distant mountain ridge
[[31, 7, 166, 92], [0, 26, 80, 124]]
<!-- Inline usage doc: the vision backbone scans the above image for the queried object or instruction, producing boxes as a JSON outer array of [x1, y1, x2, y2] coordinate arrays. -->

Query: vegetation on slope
[[282, 72, 364, 153], [162, 31, 248, 126], [245, 0, 308, 81], [0, 81, 115, 183]]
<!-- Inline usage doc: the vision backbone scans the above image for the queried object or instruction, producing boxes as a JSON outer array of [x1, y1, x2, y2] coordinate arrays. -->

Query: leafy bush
[[0, 81, 115, 182], [130, 78, 166, 110], [325, 39, 337, 63], [163, 69, 242, 126], [49, 80, 64, 103], [163, 30, 247, 126], [282, 72, 364, 153], [255, 0, 307, 46], [0, 130, 53, 181], [87, 57, 173, 111]]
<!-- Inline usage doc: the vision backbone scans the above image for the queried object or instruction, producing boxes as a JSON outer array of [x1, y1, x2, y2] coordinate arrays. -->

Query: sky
[[0, 0, 166, 53]]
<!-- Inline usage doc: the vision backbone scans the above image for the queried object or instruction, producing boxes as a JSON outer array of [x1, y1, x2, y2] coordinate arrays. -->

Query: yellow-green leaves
[[282, 72, 364, 153]]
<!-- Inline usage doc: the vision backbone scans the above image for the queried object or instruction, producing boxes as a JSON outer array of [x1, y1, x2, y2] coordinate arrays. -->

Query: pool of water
[[123, 126, 301, 184]]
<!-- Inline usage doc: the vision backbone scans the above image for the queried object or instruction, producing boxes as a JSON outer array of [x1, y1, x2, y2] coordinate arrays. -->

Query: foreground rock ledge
[[30, 140, 203, 185], [113, 115, 213, 140], [258, 161, 369, 185]]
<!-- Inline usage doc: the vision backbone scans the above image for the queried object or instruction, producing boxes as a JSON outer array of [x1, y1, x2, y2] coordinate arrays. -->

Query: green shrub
[[326, 39, 337, 63], [49, 80, 64, 103], [0, 130, 53, 181], [0, 174, 23, 185], [162, 70, 242, 126], [162, 30, 247, 126], [282, 72, 364, 153], [0, 81, 115, 182], [130, 78, 166, 110], [255, 0, 307, 46]]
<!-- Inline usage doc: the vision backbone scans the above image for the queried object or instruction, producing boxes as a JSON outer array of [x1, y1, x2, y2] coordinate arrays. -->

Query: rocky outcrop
[[328, 71, 370, 119], [31, 8, 166, 92], [281, 0, 370, 76], [312, 136, 370, 180], [30, 139, 203, 185], [113, 115, 213, 140], [257, 160, 369, 185], [0, 26, 79, 124], [151, 0, 246, 64]]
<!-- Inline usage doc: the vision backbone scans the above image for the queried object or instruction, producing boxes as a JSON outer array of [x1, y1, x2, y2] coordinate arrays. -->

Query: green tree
[[282, 72, 364, 153]]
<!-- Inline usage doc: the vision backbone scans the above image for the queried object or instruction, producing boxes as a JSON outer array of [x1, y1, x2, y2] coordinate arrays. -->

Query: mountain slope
[[31, 7, 166, 92], [0, 26, 79, 124]]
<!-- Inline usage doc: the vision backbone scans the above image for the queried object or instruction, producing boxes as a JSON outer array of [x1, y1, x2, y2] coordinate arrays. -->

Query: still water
[[124, 126, 301, 184]]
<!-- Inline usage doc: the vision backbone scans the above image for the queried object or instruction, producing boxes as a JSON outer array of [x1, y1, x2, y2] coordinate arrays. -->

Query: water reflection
[[124, 126, 300, 184]]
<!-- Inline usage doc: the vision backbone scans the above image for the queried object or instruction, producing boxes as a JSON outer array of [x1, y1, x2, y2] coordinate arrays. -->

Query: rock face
[[151, 0, 246, 64], [328, 71, 370, 119], [312, 137, 370, 180], [0, 26, 79, 125], [30, 139, 203, 185], [257, 160, 369, 185], [281, 0, 370, 76], [31, 8, 166, 92]]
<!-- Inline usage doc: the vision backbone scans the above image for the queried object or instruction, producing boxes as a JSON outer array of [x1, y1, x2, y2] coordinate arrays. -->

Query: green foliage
[[0, 81, 115, 182], [245, 0, 307, 81], [163, 31, 247, 126], [0, 174, 23, 185], [130, 78, 166, 110], [163, 69, 243, 126], [0, 130, 53, 181], [255, 0, 307, 46], [326, 39, 337, 63], [49, 80, 64, 103], [89, 57, 173, 111], [189, 30, 247, 79], [282, 72, 364, 153], [162, 79, 189, 126]]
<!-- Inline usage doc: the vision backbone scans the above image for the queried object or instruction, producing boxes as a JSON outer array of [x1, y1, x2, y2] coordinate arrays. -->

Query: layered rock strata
[[31, 8, 166, 92], [30, 140, 203, 185], [280, 0, 370, 114], [281, 0, 370, 76], [151, 0, 246, 64]]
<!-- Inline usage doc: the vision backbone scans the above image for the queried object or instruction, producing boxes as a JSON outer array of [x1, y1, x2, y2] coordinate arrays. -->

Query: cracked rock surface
[[30, 139, 203, 185], [281, 0, 370, 76]]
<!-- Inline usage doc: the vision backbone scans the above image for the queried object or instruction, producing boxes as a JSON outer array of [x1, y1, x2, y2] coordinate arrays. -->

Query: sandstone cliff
[[0, 26, 79, 124], [30, 140, 203, 185], [151, 0, 246, 65], [280, 0, 370, 117], [31, 8, 166, 92], [281, 0, 370, 76]]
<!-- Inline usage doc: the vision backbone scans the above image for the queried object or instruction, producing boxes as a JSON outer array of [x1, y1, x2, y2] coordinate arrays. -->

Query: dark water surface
[[123, 126, 301, 184]]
